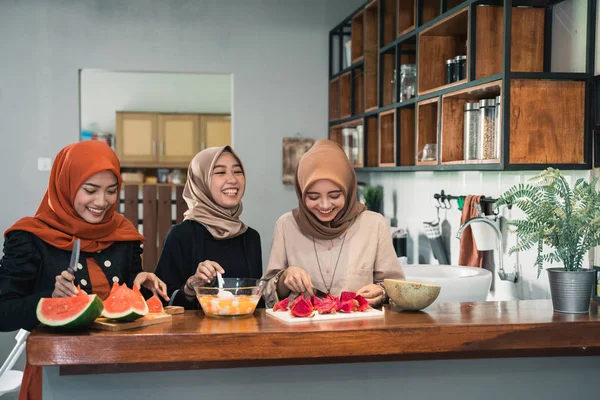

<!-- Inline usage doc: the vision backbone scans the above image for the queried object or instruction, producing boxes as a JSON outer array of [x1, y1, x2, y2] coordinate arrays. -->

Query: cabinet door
[[116, 113, 157, 163], [201, 115, 232, 149], [157, 114, 201, 163]]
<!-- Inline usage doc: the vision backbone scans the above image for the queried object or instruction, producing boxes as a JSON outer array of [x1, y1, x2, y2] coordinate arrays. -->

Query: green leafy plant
[[362, 185, 383, 212], [495, 168, 600, 277]]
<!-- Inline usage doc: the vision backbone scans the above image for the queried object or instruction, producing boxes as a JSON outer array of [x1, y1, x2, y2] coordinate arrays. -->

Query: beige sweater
[[261, 210, 405, 307]]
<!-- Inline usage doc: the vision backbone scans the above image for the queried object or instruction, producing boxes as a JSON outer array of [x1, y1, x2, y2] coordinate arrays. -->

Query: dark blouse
[[154, 220, 263, 309], [0, 230, 143, 332]]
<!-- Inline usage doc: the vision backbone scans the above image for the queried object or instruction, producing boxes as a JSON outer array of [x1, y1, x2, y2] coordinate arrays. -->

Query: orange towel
[[458, 195, 483, 268]]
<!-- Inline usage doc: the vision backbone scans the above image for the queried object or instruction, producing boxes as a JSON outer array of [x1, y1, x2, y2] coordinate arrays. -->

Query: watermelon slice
[[36, 288, 104, 329], [102, 283, 148, 322], [146, 295, 164, 313]]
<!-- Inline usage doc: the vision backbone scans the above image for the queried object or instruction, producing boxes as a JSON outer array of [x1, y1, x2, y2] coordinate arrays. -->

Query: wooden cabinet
[[116, 113, 157, 163], [116, 112, 230, 168], [158, 114, 200, 163], [200, 115, 232, 149]]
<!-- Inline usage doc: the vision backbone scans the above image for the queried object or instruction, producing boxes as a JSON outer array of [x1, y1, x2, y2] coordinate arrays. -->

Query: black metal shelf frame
[[329, 0, 596, 173]]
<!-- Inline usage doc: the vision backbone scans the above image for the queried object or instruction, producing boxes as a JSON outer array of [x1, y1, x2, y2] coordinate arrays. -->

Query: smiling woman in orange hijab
[[0, 141, 169, 399]]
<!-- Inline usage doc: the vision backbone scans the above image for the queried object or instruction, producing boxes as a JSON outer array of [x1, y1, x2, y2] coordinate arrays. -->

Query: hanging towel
[[423, 219, 450, 265], [458, 195, 483, 268]]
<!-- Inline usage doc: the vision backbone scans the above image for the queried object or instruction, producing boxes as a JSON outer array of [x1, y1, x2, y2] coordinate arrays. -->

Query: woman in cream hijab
[[155, 146, 262, 309], [262, 140, 404, 307]]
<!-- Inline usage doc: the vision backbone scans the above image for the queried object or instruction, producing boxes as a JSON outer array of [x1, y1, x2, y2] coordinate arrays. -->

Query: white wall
[[0, 0, 364, 388], [80, 70, 232, 133]]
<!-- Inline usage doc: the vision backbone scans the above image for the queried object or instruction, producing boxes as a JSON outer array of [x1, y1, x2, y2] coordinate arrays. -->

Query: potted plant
[[495, 168, 600, 313], [362, 185, 383, 214]]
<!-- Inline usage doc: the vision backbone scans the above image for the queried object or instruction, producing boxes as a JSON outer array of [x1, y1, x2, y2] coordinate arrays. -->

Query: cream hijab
[[292, 140, 366, 240], [183, 146, 248, 239]]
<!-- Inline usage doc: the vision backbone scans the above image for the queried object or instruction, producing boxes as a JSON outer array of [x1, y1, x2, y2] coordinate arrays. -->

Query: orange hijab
[[292, 140, 366, 240], [5, 141, 144, 252]]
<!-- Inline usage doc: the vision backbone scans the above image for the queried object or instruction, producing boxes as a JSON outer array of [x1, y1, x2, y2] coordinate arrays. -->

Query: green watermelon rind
[[101, 302, 149, 322], [36, 294, 104, 329]]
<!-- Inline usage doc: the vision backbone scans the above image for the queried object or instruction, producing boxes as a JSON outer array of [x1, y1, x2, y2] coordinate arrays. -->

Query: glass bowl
[[193, 278, 264, 318]]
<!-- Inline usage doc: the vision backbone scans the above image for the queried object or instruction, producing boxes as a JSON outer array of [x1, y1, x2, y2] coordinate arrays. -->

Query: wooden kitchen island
[[29, 300, 600, 400]]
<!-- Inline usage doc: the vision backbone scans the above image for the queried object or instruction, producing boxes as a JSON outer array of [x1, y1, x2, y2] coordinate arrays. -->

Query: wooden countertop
[[27, 299, 600, 375]]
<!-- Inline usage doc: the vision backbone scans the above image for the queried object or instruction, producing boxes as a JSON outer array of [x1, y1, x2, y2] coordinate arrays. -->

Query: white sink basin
[[400, 264, 492, 306]]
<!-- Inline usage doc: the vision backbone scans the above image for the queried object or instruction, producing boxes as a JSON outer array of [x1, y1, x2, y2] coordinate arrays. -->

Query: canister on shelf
[[464, 102, 480, 160], [446, 59, 457, 84], [478, 99, 497, 160], [494, 95, 502, 160], [455, 55, 467, 81]]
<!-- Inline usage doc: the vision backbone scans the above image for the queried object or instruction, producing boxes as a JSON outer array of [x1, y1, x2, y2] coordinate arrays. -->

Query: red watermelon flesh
[[146, 295, 164, 313], [273, 298, 290, 311], [340, 291, 357, 302], [355, 295, 369, 311], [36, 288, 104, 329], [102, 283, 148, 321]]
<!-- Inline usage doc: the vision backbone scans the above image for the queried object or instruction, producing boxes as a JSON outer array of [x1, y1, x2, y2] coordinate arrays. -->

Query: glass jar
[[399, 64, 416, 102], [446, 59, 457, 84], [478, 99, 497, 160], [342, 128, 354, 163], [356, 125, 364, 165], [455, 55, 467, 81], [464, 102, 480, 160], [494, 95, 502, 160]]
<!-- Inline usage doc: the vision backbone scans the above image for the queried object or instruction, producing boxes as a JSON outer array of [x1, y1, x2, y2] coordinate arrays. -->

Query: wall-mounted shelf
[[328, 0, 596, 172]]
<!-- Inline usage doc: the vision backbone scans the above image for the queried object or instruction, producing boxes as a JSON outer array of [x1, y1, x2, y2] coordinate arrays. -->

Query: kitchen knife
[[67, 238, 81, 276]]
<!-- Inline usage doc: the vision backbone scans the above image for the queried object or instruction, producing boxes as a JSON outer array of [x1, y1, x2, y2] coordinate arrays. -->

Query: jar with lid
[[455, 55, 466, 81], [399, 64, 416, 102], [478, 99, 497, 159], [446, 59, 457, 84], [494, 95, 501, 160], [464, 102, 480, 160]]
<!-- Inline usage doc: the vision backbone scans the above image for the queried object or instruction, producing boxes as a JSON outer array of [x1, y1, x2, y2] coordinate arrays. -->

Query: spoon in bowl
[[216, 272, 234, 299]]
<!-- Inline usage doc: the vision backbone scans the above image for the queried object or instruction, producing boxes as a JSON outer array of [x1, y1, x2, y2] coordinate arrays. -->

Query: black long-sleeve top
[[154, 220, 263, 309], [0, 230, 143, 332]]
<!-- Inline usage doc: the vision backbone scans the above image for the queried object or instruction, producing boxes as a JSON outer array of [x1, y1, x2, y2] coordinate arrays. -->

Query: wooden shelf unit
[[475, 6, 544, 80], [339, 72, 352, 119], [398, 0, 416, 36], [379, 110, 396, 166], [364, 0, 379, 111], [329, 78, 340, 121], [416, 97, 439, 166], [440, 81, 502, 164], [328, 0, 594, 172], [418, 7, 468, 95], [381, 48, 396, 107], [351, 11, 365, 63]]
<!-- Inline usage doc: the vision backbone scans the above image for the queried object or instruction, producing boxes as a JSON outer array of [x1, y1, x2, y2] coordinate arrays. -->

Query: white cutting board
[[266, 308, 384, 323]]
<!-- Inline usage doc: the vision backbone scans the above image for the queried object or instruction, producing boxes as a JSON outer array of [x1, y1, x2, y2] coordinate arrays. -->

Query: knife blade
[[67, 238, 81, 276], [310, 286, 329, 299]]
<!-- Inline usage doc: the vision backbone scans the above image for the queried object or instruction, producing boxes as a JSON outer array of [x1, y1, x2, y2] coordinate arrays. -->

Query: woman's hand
[[356, 284, 385, 305], [281, 266, 314, 295], [133, 272, 170, 302], [183, 260, 225, 296], [52, 270, 79, 298]]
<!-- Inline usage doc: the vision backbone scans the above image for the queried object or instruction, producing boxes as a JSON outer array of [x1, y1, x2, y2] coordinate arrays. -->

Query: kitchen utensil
[[67, 238, 81, 276]]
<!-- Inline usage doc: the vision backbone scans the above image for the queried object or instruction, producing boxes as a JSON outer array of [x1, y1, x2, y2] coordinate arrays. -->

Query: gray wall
[[0, 0, 363, 387]]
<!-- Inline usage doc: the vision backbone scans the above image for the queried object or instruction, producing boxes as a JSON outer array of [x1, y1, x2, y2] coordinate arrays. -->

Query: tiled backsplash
[[358, 169, 596, 301]]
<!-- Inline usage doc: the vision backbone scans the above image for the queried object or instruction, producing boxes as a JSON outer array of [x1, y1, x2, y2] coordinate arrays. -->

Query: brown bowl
[[384, 279, 441, 311]]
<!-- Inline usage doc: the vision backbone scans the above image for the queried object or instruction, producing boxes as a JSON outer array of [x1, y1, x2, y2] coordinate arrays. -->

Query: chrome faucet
[[456, 217, 518, 283]]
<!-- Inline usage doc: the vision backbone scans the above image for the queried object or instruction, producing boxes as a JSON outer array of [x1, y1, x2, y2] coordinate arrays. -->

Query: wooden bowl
[[384, 279, 441, 311]]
